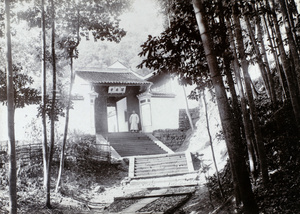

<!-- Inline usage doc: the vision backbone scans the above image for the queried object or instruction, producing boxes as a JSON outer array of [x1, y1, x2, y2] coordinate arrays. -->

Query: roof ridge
[[107, 60, 128, 69], [76, 70, 151, 85]]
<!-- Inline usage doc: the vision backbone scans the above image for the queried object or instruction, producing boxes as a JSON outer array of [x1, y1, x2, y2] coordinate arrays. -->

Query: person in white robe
[[129, 110, 139, 132]]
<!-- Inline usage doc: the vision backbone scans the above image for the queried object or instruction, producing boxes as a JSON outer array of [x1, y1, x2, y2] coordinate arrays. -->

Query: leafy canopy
[[0, 64, 39, 108], [137, 0, 231, 89]]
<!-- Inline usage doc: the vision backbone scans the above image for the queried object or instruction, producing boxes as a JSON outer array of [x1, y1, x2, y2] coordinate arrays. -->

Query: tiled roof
[[151, 92, 176, 98], [76, 70, 150, 85], [137, 91, 176, 98]]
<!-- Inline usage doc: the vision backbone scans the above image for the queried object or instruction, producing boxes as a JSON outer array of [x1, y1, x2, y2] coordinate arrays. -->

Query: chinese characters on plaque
[[108, 86, 126, 94]]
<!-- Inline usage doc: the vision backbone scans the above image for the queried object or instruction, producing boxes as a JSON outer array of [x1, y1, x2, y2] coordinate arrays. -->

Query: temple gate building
[[70, 61, 194, 135]]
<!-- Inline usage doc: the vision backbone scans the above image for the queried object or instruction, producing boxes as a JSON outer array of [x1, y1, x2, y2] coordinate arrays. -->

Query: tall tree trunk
[[244, 14, 271, 98], [226, 16, 258, 179], [202, 89, 224, 200], [223, 61, 242, 127], [284, 0, 300, 53], [218, 0, 243, 130], [256, 13, 277, 108], [192, 1, 259, 213], [182, 85, 194, 131], [55, 8, 81, 192], [55, 50, 75, 192], [46, 0, 56, 208], [5, 0, 17, 213], [270, 0, 300, 132], [41, 0, 49, 189], [278, 0, 300, 93], [262, 10, 288, 100], [232, 2, 269, 186], [221, 56, 243, 205], [219, 5, 244, 204]]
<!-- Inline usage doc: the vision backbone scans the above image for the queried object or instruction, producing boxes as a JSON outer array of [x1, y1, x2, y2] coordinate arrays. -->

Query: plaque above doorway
[[108, 86, 126, 94]]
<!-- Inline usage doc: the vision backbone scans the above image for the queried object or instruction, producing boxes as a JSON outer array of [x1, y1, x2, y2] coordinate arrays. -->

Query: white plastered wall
[[150, 96, 179, 130], [68, 76, 96, 135]]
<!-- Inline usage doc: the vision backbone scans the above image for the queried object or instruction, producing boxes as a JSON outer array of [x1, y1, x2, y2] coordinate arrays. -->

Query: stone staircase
[[90, 134, 199, 213], [105, 133, 198, 188], [105, 132, 167, 157], [129, 152, 195, 179]]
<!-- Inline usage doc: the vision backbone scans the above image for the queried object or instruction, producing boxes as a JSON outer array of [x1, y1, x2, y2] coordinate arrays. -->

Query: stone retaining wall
[[153, 108, 199, 152], [179, 108, 200, 130], [153, 129, 187, 152]]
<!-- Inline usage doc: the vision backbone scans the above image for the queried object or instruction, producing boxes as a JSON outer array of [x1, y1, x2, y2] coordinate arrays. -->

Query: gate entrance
[[107, 96, 129, 133], [76, 61, 151, 134], [116, 97, 128, 132]]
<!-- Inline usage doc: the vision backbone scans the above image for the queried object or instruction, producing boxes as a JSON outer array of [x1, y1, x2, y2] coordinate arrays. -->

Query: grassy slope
[[178, 103, 300, 213], [0, 159, 128, 213]]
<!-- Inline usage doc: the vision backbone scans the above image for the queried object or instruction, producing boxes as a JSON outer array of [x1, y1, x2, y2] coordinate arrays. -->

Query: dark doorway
[[107, 96, 128, 132]]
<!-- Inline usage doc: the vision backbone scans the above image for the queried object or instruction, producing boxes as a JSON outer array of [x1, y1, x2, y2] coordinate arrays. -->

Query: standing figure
[[129, 110, 139, 132]]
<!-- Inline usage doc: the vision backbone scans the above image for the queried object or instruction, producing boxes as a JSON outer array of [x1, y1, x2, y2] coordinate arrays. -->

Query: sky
[[75, 0, 165, 71], [119, 0, 164, 36]]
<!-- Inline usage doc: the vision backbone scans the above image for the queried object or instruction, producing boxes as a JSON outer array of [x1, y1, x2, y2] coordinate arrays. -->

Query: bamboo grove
[[2, 0, 129, 212], [138, 0, 300, 213], [2, 0, 300, 212]]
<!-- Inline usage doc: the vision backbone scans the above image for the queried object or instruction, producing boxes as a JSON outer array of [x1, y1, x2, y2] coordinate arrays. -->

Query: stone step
[[111, 150, 165, 157], [134, 164, 189, 172], [112, 146, 164, 152], [131, 152, 193, 178], [118, 152, 165, 157], [129, 173, 199, 187], [112, 144, 163, 148], [107, 133, 167, 157], [106, 133, 148, 138], [108, 138, 150, 141], [110, 143, 160, 147], [134, 169, 189, 177], [135, 158, 186, 166], [136, 155, 186, 160], [135, 158, 186, 165], [108, 137, 151, 141], [135, 164, 188, 172], [135, 160, 187, 167], [136, 154, 186, 160]]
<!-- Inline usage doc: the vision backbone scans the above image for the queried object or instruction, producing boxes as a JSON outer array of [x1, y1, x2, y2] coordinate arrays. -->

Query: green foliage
[[255, 132, 300, 213], [205, 100, 300, 213], [66, 134, 96, 162], [205, 162, 233, 200], [34, 84, 73, 122], [256, 89, 298, 138], [37, 95, 67, 121], [0, 1, 4, 38], [18, 0, 129, 56], [255, 92, 274, 125], [138, 1, 208, 86], [24, 118, 42, 142], [0, 64, 39, 108], [137, 0, 231, 87], [13, 0, 130, 126], [0, 135, 128, 213]]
